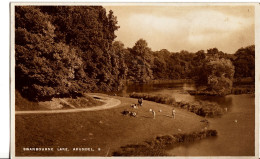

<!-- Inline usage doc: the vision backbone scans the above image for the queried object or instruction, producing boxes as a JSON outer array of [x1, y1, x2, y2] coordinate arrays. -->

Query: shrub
[[129, 92, 175, 105], [176, 101, 223, 117]]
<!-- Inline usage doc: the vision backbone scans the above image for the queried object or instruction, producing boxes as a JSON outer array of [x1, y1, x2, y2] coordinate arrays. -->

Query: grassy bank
[[233, 77, 254, 85], [16, 95, 206, 156], [60, 94, 104, 108], [231, 85, 255, 95], [16, 90, 104, 111], [113, 129, 217, 156], [188, 87, 255, 96], [129, 92, 223, 117]]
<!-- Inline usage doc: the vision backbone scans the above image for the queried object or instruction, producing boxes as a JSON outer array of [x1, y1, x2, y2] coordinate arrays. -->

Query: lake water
[[118, 82, 255, 156]]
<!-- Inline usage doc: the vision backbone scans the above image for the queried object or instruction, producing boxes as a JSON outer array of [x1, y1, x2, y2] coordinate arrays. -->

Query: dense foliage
[[201, 55, 235, 95], [15, 6, 255, 101], [15, 6, 121, 101], [233, 45, 255, 79]]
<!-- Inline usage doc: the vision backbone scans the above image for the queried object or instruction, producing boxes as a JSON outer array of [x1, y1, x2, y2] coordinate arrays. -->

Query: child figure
[[172, 108, 176, 119]]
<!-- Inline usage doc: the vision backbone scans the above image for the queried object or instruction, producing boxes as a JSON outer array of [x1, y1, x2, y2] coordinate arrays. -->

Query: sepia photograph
[[11, 3, 257, 158]]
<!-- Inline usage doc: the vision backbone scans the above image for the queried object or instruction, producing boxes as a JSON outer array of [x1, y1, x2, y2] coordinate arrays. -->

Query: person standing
[[172, 108, 176, 119], [224, 107, 228, 112], [138, 98, 143, 106], [152, 110, 156, 119]]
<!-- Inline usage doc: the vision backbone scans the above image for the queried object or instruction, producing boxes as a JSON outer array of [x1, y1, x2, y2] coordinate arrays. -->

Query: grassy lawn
[[15, 95, 207, 156]]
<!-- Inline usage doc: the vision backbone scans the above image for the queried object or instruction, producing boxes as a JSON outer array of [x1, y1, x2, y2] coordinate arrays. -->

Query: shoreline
[[113, 129, 217, 156]]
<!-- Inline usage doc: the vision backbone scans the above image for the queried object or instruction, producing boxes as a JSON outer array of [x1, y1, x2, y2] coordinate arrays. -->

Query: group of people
[[127, 98, 177, 119], [126, 98, 143, 117], [150, 108, 176, 119]]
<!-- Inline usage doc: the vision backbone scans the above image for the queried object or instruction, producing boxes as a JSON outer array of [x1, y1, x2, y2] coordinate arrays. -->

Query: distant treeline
[[15, 6, 255, 101]]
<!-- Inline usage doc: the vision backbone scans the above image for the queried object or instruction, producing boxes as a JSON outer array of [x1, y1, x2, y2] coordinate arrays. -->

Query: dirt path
[[15, 94, 121, 115]]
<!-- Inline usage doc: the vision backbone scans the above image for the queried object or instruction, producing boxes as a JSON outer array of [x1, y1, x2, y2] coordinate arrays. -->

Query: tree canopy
[[15, 6, 255, 100], [15, 6, 121, 101]]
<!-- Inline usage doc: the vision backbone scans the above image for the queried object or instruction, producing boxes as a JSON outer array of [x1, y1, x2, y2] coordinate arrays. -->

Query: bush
[[129, 92, 175, 105], [176, 101, 223, 117]]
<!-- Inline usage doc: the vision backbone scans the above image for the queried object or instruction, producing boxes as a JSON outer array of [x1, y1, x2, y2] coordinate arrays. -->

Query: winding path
[[15, 94, 121, 115]]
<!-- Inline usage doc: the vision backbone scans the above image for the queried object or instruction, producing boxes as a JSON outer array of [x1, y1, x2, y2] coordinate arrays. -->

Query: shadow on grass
[[139, 115, 153, 119], [161, 115, 173, 118]]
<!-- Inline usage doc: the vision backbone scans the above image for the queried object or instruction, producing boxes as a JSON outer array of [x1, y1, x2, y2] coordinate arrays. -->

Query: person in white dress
[[172, 108, 176, 119]]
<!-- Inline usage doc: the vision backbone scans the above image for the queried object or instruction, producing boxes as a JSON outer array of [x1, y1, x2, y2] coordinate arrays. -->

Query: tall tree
[[126, 39, 153, 83], [233, 45, 255, 79]]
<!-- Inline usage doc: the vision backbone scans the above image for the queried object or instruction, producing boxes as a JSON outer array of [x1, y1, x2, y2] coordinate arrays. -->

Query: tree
[[233, 45, 255, 79], [152, 57, 166, 79], [111, 41, 128, 80], [125, 39, 153, 83], [202, 56, 235, 96], [190, 50, 206, 82], [132, 39, 151, 57]]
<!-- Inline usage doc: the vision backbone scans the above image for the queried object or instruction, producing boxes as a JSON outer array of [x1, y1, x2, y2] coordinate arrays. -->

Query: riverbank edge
[[187, 86, 255, 96], [112, 129, 217, 156]]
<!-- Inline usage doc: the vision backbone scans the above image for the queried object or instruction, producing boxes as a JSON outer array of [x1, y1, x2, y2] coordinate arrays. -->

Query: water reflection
[[167, 137, 219, 156], [118, 82, 233, 107], [194, 95, 233, 109]]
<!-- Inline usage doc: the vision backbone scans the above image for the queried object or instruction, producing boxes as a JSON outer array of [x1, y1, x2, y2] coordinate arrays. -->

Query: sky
[[104, 5, 255, 54]]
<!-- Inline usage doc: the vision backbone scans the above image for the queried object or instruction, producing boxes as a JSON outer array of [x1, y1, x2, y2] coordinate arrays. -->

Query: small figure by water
[[172, 108, 176, 119], [138, 98, 143, 106], [224, 107, 228, 112]]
